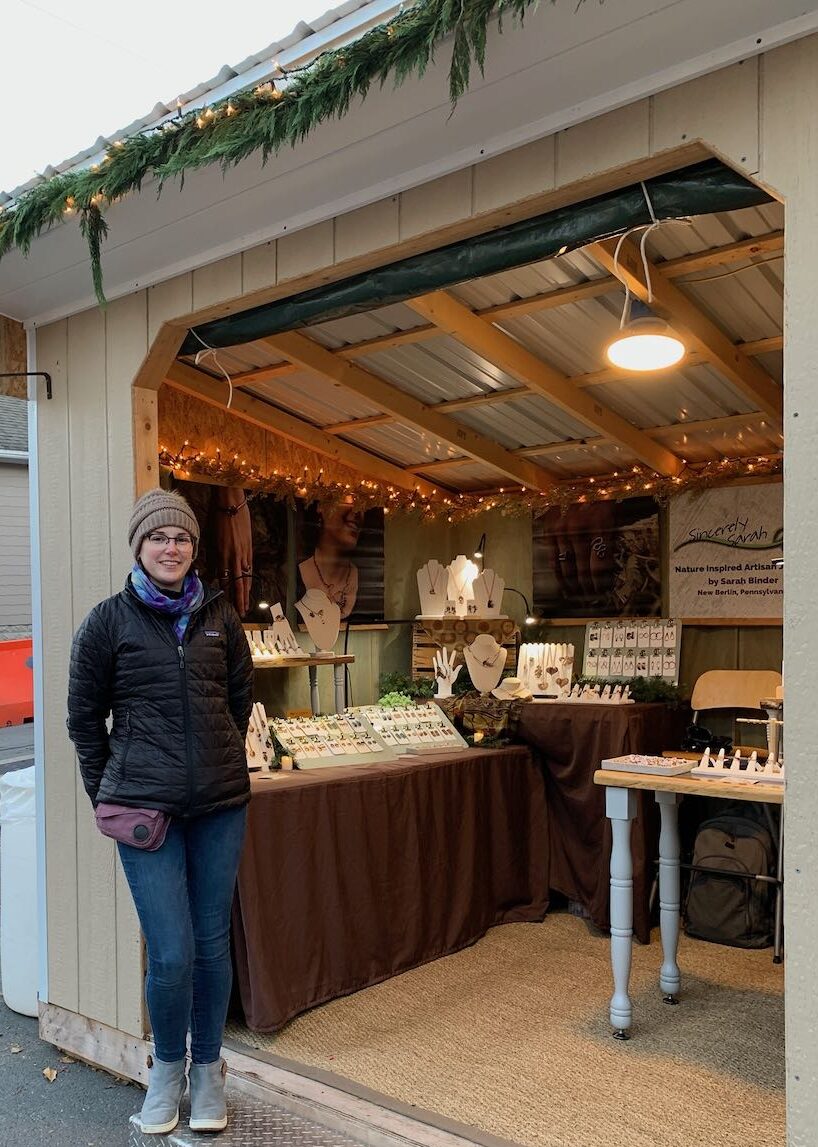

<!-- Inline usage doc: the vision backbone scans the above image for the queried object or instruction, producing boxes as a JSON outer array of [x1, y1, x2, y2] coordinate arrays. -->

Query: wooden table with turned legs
[[594, 769, 784, 1040]]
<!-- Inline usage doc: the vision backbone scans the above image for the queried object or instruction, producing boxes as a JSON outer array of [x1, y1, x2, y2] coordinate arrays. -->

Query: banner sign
[[668, 483, 783, 618]]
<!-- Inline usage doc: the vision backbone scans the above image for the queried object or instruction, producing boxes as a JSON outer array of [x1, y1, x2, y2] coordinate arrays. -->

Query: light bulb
[[606, 298, 685, 372]]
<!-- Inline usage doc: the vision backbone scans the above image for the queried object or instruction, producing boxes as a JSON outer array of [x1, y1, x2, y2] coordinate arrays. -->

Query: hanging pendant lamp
[[606, 298, 685, 372]]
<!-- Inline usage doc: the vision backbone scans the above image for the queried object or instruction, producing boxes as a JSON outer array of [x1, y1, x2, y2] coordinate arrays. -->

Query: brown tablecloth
[[517, 702, 686, 943], [232, 746, 548, 1032]]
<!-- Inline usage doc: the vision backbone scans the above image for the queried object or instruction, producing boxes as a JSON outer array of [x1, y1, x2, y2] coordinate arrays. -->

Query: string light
[[157, 442, 782, 521]]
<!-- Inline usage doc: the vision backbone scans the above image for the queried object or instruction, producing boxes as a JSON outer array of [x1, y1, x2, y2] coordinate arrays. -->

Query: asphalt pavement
[[0, 722, 144, 1145]]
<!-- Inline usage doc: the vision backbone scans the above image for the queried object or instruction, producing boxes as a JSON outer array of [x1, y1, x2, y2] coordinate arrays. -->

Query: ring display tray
[[601, 754, 695, 776], [689, 747, 785, 784]]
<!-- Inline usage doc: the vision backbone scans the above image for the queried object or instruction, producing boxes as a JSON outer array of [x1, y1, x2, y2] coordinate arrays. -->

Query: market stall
[[10, 4, 812, 1142]]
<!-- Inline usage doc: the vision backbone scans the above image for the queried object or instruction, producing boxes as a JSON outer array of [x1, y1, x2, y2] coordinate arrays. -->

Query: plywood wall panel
[[37, 319, 79, 1014]]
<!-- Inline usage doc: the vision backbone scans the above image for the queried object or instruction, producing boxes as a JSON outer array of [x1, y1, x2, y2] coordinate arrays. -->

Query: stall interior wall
[[33, 39, 811, 1132]]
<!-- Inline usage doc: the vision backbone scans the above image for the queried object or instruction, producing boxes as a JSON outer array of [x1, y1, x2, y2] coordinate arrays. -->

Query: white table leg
[[308, 666, 320, 716], [606, 786, 637, 1039], [333, 663, 346, 714], [655, 790, 682, 1004]]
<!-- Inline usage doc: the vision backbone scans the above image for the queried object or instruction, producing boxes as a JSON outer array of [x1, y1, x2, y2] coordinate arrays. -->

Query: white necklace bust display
[[447, 555, 480, 618], [416, 560, 448, 617], [471, 569, 505, 617], [463, 633, 507, 693], [294, 589, 341, 655]]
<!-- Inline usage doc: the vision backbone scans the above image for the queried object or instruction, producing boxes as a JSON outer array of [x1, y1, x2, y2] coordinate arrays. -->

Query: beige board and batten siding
[[35, 38, 817, 1141]]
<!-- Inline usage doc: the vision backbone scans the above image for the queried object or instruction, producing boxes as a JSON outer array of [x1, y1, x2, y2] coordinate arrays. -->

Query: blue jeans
[[117, 805, 247, 1064]]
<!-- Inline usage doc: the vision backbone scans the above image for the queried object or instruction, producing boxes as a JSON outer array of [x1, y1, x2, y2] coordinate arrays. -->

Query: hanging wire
[[610, 183, 693, 327], [189, 328, 234, 409]]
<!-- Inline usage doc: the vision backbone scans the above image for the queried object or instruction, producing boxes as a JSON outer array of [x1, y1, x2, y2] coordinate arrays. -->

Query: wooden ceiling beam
[[408, 290, 684, 477], [658, 230, 784, 278], [163, 362, 438, 496], [262, 331, 555, 491], [590, 238, 784, 424]]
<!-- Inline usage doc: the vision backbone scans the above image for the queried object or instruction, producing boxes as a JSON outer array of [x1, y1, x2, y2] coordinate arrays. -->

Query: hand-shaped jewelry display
[[433, 646, 462, 698], [268, 603, 302, 656]]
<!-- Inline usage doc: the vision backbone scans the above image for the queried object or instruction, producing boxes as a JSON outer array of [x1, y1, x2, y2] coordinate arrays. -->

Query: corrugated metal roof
[[2, 0, 397, 202], [175, 199, 784, 491]]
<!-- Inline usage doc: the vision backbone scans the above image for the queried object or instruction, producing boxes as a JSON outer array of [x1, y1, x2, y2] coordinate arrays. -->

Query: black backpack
[[683, 814, 775, 949]]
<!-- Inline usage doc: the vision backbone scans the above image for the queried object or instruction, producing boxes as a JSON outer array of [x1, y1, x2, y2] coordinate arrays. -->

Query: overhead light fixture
[[606, 298, 685, 372]]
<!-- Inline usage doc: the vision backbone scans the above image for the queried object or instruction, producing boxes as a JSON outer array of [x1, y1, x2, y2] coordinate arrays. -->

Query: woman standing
[[67, 488, 253, 1136]]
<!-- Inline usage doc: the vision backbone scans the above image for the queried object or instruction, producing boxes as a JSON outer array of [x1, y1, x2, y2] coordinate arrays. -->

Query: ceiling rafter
[[321, 335, 783, 431], [589, 238, 784, 425], [407, 290, 684, 477], [408, 411, 781, 473], [262, 331, 556, 491], [199, 228, 784, 389], [163, 361, 439, 496]]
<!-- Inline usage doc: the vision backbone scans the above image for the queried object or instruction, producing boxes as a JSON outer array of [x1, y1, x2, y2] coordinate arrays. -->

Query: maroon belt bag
[[95, 803, 170, 850]]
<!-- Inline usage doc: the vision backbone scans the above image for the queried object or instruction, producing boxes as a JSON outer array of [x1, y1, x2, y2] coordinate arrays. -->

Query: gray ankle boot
[[139, 1056, 187, 1135], [189, 1059, 228, 1132]]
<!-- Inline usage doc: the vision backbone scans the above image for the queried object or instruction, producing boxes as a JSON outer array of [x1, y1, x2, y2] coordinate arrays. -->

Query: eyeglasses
[[146, 532, 194, 550]]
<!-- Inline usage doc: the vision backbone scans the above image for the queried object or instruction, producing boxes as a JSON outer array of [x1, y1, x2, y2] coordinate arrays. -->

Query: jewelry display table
[[252, 654, 354, 715], [593, 768, 783, 1039], [517, 701, 687, 942], [231, 746, 548, 1032]]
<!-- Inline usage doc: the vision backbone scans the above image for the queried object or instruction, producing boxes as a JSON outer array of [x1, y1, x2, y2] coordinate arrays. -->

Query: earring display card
[[270, 713, 399, 769], [355, 703, 467, 753], [582, 618, 681, 685]]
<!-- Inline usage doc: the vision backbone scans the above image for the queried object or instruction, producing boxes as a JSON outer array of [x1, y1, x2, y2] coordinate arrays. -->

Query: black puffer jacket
[[67, 579, 253, 817]]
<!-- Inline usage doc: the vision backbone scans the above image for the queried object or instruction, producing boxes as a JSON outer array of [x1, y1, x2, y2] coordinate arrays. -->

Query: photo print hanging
[[533, 497, 661, 618], [296, 501, 384, 622], [175, 479, 385, 624]]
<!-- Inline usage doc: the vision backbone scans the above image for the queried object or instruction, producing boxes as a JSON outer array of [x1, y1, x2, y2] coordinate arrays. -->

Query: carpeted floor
[[226, 914, 784, 1147]]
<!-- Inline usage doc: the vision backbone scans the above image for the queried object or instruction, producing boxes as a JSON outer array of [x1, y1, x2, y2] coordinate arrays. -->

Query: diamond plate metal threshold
[[211, 1043, 518, 1147]]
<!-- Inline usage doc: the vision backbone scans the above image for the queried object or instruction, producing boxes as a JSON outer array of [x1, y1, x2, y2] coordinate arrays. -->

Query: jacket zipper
[[124, 585, 222, 815]]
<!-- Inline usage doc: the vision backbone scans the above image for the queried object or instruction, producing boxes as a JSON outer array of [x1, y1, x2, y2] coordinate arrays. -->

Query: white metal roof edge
[[8, 1, 817, 329], [0, 0, 401, 204]]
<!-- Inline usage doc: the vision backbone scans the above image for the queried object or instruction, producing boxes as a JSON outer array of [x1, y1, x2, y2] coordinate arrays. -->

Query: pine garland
[[0, 0, 553, 304]]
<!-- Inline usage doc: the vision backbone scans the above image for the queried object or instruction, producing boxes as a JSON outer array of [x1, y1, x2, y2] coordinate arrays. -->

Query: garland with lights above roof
[[160, 442, 783, 521], [0, 0, 562, 304]]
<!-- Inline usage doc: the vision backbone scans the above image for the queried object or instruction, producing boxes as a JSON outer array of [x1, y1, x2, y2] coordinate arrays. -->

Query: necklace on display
[[297, 596, 325, 621], [312, 554, 351, 611], [426, 563, 439, 596], [484, 571, 497, 609], [481, 649, 501, 667], [452, 570, 470, 604]]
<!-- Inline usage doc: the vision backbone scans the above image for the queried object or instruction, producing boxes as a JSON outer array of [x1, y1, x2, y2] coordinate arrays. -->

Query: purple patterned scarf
[[130, 564, 205, 644]]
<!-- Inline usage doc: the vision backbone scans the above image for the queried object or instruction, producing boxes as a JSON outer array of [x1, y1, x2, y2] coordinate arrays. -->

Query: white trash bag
[[0, 766, 38, 1016]]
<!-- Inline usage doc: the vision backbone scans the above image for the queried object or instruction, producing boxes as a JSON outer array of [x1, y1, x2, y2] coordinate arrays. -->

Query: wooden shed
[[0, 1, 815, 1143]]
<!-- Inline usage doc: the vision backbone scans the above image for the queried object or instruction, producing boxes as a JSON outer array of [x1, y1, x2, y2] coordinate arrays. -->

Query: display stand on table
[[412, 618, 518, 685]]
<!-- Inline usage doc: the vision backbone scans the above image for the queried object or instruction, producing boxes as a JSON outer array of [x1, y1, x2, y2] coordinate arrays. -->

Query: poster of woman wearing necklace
[[296, 501, 384, 621]]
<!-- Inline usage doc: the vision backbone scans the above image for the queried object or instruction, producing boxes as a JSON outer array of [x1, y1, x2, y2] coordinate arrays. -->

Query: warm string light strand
[[159, 443, 782, 520]]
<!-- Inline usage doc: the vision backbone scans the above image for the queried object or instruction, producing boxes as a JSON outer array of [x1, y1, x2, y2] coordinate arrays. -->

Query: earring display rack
[[582, 618, 681, 686]]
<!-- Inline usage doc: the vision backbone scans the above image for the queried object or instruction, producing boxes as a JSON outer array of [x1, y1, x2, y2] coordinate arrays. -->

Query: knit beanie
[[128, 489, 200, 559]]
